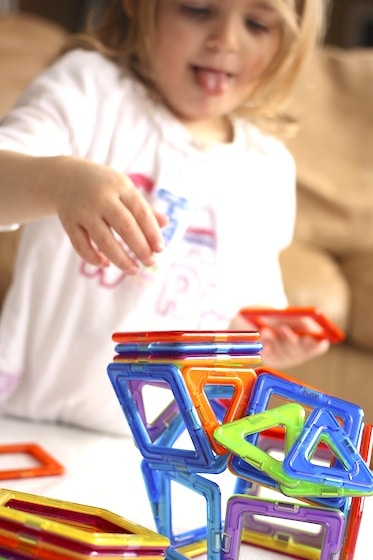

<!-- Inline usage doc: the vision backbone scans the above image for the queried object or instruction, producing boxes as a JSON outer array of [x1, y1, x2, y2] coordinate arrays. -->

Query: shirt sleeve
[[0, 50, 116, 158]]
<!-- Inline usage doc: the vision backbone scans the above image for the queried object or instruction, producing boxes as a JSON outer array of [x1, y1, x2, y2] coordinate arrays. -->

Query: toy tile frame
[[112, 331, 262, 344], [218, 406, 350, 507], [282, 408, 373, 497], [341, 423, 373, 560], [107, 361, 228, 474], [215, 403, 350, 504], [0, 489, 169, 559], [113, 354, 262, 368], [112, 330, 262, 368], [141, 460, 222, 560], [0, 532, 168, 560], [126, 379, 181, 443], [165, 541, 208, 560], [238, 306, 345, 343], [229, 370, 364, 494], [249, 371, 364, 444], [215, 403, 306, 487], [114, 341, 263, 357], [0, 443, 64, 480], [222, 495, 345, 560], [124, 364, 258, 453], [232, 428, 348, 554], [180, 365, 257, 455]]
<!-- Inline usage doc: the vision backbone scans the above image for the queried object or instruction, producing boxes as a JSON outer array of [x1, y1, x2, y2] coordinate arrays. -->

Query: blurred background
[[0, 0, 369, 48]]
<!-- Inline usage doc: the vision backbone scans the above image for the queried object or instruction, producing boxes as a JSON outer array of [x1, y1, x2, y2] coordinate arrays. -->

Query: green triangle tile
[[214, 403, 305, 488]]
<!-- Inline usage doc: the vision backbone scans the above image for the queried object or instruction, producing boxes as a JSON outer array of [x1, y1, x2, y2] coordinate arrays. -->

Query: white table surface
[[0, 415, 372, 559]]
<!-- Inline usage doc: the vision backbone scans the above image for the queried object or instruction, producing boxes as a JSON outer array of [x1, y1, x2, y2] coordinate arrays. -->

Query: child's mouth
[[192, 66, 232, 95]]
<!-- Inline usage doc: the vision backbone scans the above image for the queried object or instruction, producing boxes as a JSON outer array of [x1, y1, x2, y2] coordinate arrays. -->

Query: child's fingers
[[119, 186, 165, 254], [67, 200, 166, 272], [260, 326, 330, 369], [154, 210, 169, 228], [70, 226, 110, 268], [107, 205, 158, 266], [84, 189, 161, 268], [70, 223, 141, 274], [300, 336, 330, 356]]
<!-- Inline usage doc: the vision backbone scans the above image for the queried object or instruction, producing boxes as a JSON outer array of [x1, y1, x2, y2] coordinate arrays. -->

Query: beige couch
[[1, 13, 372, 420], [280, 47, 373, 421]]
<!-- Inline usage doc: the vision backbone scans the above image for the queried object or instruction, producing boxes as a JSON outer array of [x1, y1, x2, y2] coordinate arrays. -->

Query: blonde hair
[[63, 0, 330, 125]]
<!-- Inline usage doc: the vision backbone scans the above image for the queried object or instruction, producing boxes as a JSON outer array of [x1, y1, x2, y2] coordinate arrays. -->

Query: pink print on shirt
[[80, 261, 126, 288], [155, 227, 227, 327], [0, 370, 20, 397]]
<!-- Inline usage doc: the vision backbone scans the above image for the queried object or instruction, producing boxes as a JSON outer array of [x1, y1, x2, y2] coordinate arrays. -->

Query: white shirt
[[0, 50, 295, 434]]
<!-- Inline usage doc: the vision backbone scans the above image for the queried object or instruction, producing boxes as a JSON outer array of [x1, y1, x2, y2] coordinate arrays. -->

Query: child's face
[[149, 0, 283, 125]]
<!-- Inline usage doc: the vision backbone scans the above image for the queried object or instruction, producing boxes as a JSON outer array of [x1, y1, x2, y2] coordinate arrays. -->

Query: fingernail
[[154, 240, 165, 252], [127, 265, 139, 275], [144, 255, 156, 267]]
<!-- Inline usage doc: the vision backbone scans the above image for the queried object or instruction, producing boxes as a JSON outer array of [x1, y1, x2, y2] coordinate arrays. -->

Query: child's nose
[[205, 17, 240, 53]]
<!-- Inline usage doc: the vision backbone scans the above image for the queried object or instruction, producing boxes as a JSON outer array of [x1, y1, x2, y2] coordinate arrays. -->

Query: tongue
[[195, 68, 230, 94]]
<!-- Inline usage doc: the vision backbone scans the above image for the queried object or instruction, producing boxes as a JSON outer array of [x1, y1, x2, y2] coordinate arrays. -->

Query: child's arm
[[0, 151, 166, 273]]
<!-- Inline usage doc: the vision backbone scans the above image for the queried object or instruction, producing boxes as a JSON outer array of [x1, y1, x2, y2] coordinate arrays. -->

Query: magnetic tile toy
[[233, 428, 345, 554], [180, 366, 257, 454], [0, 489, 170, 560], [0, 443, 64, 480], [114, 341, 263, 357], [248, 371, 364, 443], [126, 380, 180, 443], [341, 424, 373, 560], [165, 541, 207, 560], [113, 353, 262, 368], [105, 329, 371, 560], [112, 331, 261, 344], [235, 491, 326, 559], [107, 361, 228, 474], [239, 306, 345, 343], [282, 408, 373, 497], [216, 404, 351, 507], [112, 330, 262, 362], [125, 365, 258, 453], [141, 460, 222, 560], [222, 495, 345, 560], [228, 371, 364, 496], [214, 403, 308, 488]]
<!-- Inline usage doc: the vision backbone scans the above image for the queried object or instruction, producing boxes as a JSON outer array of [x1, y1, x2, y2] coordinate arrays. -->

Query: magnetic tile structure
[[107, 328, 373, 560]]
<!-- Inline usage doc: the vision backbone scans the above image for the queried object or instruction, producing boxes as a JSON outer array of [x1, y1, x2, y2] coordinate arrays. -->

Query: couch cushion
[[341, 251, 373, 350], [280, 241, 350, 330], [285, 47, 373, 256], [0, 12, 67, 117]]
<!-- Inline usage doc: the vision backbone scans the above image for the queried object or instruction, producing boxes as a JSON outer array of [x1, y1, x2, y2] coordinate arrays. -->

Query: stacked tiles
[[107, 330, 373, 560], [0, 488, 170, 560]]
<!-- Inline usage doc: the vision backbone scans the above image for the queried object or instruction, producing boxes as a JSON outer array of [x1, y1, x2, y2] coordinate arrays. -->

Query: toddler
[[0, 0, 329, 434]]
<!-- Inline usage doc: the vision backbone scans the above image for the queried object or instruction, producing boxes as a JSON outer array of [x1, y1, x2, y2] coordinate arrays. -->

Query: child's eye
[[245, 18, 269, 33], [179, 4, 211, 19]]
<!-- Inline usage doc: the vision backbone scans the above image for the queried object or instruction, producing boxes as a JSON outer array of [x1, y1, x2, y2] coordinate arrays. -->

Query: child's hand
[[229, 313, 330, 369], [255, 324, 330, 369], [53, 156, 167, 273]]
